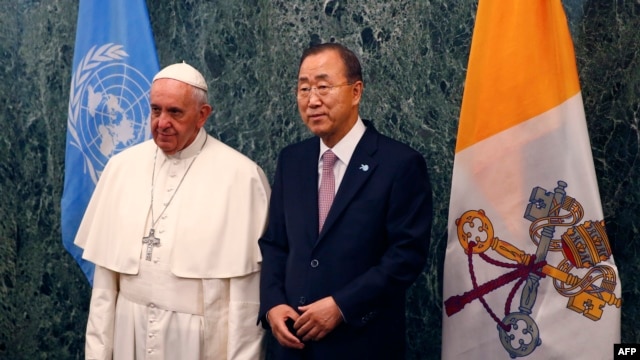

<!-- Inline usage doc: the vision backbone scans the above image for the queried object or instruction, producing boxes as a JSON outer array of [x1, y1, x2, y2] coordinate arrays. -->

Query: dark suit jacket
[[259, 121, 433, 360]]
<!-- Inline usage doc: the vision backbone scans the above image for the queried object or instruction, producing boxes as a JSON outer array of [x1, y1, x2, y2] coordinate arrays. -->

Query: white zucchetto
[[153, 62, 208, 92]]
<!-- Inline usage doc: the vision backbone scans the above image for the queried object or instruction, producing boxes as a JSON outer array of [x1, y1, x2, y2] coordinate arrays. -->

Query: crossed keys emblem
[[445, 181, 621, 358]]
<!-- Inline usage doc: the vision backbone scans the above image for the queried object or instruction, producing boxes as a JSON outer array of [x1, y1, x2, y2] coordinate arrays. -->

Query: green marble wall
[[0, 0, 637, 359]]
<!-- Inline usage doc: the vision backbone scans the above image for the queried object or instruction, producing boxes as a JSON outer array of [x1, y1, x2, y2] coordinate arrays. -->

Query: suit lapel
[[297, 138, 322, 244], [318, 124, 379, 241]]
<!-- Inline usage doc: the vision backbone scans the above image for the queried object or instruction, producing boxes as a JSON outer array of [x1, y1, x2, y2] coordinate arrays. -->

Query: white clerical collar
[[166, 128, 207, 160], [319, 117, 366, 166]]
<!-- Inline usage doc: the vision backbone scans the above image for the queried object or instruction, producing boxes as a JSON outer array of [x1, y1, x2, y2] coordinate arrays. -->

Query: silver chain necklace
[[142, 135, 208, 261]]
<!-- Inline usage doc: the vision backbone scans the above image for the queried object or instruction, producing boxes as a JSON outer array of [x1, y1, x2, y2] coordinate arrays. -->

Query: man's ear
[[351, 81, 364, 106], [198, 104, 213, 127]]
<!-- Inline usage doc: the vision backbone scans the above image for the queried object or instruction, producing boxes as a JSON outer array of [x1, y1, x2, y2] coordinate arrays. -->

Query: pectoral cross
[[142, 229, 161, 261]]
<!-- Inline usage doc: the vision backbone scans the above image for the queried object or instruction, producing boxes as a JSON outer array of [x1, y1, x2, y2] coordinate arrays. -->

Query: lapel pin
[[359, 164, 369, 172]]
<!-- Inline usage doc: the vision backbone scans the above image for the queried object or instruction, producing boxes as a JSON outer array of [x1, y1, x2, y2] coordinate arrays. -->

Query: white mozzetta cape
[[75, 134, 270, 279]]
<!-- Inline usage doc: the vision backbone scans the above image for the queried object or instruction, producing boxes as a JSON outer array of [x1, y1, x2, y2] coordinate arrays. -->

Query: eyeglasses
[[296, 83, 354, 98]]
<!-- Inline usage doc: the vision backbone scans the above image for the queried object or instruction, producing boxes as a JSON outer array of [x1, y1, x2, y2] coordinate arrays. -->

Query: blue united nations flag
[[61, 0, 159, 284]]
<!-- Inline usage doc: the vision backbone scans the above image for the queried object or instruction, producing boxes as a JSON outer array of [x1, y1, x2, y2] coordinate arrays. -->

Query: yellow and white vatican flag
[[442, 1, 622, 359]]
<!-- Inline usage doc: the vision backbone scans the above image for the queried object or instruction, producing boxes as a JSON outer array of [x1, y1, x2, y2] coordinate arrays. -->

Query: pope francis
[[74, 62, 270, 360]]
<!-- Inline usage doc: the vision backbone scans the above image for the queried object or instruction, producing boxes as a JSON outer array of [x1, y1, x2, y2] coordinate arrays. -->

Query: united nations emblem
[[67, 43, 152, 184]]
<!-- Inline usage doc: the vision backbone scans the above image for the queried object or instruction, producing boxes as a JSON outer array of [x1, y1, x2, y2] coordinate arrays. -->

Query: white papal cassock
[[75, 128, 270, 360]]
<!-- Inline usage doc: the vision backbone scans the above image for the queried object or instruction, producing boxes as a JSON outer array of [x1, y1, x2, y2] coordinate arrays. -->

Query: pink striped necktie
[[318, 150, 338, 232]]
